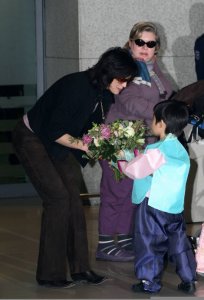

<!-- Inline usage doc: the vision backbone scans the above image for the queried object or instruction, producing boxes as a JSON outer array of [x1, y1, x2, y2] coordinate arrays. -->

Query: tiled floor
[[0, 197, 204, 299]]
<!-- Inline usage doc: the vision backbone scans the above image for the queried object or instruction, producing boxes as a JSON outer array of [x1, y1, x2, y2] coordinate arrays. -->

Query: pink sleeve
[[118, 148, 166, 180]]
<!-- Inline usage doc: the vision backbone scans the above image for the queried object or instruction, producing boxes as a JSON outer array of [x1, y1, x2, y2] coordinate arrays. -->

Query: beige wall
[[44, 0, 204, 220], [45, 0, 204, 86], [44, 0, 79, 87], [45, 0, 204, 90], [77, 0, 204, 89]]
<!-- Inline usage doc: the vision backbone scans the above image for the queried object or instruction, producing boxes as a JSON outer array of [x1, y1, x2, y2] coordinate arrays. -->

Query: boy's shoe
[[132, 282, 160, 294], [96, 247, 134, 262], [188, 235, 197, 252], [178, 281, 196, 294]]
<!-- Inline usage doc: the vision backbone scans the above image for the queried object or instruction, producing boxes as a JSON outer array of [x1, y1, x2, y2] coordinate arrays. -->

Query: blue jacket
[[132, 135, 190, 214], [194, 34, 204, 80]]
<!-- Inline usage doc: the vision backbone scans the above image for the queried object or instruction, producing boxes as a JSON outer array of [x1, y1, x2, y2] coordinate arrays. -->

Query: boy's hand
[[117, 150, 125, 159]]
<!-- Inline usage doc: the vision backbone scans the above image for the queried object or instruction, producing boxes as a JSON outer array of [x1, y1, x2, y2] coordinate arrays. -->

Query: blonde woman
[[97, 22, 173, 262]]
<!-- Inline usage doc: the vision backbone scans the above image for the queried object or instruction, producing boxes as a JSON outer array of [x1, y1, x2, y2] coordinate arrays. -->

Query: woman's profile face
[[129, 31, 157, 62], [108, 78, 128, 94]]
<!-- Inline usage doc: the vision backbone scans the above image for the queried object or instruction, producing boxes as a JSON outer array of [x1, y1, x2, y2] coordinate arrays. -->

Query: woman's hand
[[81, 143, 89, 153]]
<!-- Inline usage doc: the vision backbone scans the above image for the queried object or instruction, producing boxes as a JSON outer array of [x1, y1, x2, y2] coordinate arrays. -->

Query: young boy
[[118, 100, 197, 294]]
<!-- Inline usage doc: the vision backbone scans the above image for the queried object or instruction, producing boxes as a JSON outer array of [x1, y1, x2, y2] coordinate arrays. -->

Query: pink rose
[[82, 134, 92, 144], [100, 124, 111, 140]]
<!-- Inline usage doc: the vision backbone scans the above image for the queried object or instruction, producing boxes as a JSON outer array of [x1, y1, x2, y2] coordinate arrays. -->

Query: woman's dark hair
[[88, 47, 138, 90], [153, 100, 189, 137]]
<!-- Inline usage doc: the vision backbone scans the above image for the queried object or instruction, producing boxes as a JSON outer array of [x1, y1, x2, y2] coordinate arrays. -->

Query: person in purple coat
[[96, 22, 173, 262]]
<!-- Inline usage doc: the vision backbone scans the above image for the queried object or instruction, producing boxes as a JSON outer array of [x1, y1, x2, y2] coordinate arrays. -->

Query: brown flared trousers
[[12, 120, 90, 281]]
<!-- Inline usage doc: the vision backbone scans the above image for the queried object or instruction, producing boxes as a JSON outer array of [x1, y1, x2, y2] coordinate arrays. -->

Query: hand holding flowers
[[82, 119, 147, 180]]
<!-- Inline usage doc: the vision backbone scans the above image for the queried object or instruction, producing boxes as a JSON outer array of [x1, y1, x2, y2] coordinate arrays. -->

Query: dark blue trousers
[[134, 198, 197, 292]]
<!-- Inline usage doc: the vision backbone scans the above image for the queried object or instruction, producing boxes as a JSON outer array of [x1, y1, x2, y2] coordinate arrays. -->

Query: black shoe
[[132, 282, 160, 294], [71, 270, 107, 285], [178, 281, 196, 294], [37, 279, 75, 288], [188, 235, 197, 252]]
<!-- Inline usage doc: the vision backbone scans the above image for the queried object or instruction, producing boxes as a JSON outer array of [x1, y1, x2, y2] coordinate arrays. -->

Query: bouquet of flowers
[[82, 119, 147, 180]]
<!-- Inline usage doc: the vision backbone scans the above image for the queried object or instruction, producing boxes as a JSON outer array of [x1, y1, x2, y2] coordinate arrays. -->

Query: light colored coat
[[119, 134, 190, 214]]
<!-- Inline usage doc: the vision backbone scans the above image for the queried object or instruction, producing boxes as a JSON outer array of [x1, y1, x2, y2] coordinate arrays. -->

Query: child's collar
[[162, 133, 176, 140]]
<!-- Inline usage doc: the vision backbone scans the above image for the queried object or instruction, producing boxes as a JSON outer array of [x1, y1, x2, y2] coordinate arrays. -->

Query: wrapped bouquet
[[82, 119, 147, 180]]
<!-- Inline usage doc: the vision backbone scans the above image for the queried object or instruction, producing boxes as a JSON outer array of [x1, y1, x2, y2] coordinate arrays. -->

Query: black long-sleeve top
[[27, 71, 114, 166]]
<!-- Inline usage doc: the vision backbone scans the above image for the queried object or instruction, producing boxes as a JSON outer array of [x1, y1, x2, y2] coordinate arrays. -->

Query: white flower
[[137, 138, 145, 144], [117, 127, 125, 137], [93, 138, 100, 147], [124, 126, 135, 137], [114, 130, 119, 137]]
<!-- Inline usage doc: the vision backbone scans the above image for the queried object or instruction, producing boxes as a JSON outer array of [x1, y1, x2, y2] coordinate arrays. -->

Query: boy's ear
[[159, 120, 164, 127], [161, 120, 166, 129]]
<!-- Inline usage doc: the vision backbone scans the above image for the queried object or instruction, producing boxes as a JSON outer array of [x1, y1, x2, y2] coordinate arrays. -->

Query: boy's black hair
[[88, 47, 138, 90], [153, 100, 189, 137]]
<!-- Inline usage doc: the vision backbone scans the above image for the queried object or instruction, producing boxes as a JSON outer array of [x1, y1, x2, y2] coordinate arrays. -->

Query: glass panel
[[0, 0, 37, 184]]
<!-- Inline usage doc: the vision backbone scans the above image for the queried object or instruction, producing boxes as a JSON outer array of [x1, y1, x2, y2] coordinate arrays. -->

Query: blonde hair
[[124, 22, 160, 54]]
